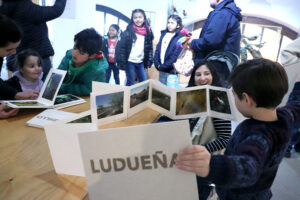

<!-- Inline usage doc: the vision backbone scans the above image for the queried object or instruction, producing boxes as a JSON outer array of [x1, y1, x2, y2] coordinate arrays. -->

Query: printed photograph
[[130, 83, 149, 108], [68, 115, 92, 123], [54, 94, 80, 105], [96, 91, 124, 119], [209, 89, 231, 114], [176, 89, 206, 115], [10, 101, 44, 107], [42, 73, 63, 101], [151, 88, 171, 111]]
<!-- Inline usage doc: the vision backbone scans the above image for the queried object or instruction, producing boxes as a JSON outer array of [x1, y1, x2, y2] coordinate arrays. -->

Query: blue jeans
[[106, 62, 120, 84], [125, 61, 147, 86]]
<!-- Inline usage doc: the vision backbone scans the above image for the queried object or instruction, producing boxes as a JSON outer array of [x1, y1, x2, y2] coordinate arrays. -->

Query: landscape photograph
[[10, 101, 44, 107], [54, 94, 80, 105], [176, 89, 206, 115], [130, 83, 149, 108], [151, 88, 171, 111], [68, 115, 92, 123], [96, 91, 124, 119], [42, 73, 63, 101], [209, 89, 231, 114]]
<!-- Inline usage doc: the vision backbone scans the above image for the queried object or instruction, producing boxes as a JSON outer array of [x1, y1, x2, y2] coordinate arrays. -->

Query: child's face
[[0, 41, 21, 57], [72, 45, 90, 67], [232, 90, 251, 117], [133, 12, 145, 27], [167, 18, 179, 33], [108, 27, 118, 39], [194, 65, 213, 86], [20, 56, 42, 82]]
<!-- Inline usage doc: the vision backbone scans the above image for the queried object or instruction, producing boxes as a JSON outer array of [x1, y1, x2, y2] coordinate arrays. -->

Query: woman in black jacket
[[0, 0, 66, 79]]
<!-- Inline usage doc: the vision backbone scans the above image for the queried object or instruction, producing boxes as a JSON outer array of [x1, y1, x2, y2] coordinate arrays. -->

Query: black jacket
[[0, 78, 19, 100], [0, 0, 66, 70], [116, 25, 154, 69], [101, 35, 120, 65], [154, 30, 184, 74]]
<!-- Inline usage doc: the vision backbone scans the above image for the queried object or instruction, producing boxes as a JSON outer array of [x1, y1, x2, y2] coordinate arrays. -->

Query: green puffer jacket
[[58, 49, 108, 96]]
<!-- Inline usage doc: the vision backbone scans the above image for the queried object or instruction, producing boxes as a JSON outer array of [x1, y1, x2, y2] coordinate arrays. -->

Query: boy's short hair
[[0, 14, 22, 47], [228, 58, 288, 108], [74, 28, 102, 56]]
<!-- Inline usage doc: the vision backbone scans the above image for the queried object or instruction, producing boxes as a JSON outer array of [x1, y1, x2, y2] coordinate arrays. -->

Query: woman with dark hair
[[188, 60, 231, 200], [188, 60, 222, 87], [158, 60, 231, 199], [154, 14, 184, 88], [116, 8, 154, 86]]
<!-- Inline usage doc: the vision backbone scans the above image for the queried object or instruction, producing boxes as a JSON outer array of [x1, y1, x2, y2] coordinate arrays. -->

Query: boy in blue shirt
[[176, 58, 300, 200]]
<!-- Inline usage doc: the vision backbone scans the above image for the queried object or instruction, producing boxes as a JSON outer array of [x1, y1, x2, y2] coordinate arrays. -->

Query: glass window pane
[[119, 19, 128, 32], [95, 12, 105, 36], [105, 14, 118, 35]]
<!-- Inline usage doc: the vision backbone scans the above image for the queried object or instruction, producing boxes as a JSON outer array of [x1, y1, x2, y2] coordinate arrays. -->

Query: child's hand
[[176, 145, 211, 177], [0, 103, 19, 119], [15, 91, 39, 100]]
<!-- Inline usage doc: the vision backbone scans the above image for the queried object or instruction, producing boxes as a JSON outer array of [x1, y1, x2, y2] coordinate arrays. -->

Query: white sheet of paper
[[78, 120, 199, 200], [44, 111, 97, 176]]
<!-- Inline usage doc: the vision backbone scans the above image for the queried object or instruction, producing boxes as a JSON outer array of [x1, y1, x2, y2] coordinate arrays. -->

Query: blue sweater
[[203, 82, 300, 200], [191, 0, 242, 63]]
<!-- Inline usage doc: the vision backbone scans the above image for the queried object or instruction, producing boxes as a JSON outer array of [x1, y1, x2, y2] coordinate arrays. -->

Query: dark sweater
[[203, 82, 300, 200], [0, 78, 18, 100]]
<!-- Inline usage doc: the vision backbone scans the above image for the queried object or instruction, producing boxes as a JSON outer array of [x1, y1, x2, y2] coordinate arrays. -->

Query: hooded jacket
[[191, 0, 242, 63], [58, 50, 108, 96], [154, 29, 184, 74]]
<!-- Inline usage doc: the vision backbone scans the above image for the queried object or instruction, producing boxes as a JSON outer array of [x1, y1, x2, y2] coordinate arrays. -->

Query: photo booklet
[[3, 69, 86, 109], [91, 79, 244, 126], [3, 68, 66, 108]]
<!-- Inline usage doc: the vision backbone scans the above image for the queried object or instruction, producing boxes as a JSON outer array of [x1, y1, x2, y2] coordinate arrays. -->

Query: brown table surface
[[0, 97, 160, 200]]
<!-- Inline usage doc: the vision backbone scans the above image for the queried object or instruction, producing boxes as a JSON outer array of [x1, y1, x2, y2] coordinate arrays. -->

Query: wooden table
[[0, 99, 160, 200]]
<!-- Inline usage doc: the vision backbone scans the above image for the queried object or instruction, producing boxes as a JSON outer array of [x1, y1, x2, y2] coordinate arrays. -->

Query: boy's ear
[[242, 92, 256, 107]]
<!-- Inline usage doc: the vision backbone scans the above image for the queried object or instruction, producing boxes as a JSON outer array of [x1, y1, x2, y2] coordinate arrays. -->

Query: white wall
[[51, 0, 300, 68]]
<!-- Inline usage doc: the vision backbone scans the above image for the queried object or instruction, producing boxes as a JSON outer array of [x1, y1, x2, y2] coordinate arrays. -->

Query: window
[[95, 5, 130, 36]]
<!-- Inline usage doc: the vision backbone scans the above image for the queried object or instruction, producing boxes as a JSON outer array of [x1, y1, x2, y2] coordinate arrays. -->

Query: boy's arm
[[176, 145, 211, 177], [178, 133, 270, 188]]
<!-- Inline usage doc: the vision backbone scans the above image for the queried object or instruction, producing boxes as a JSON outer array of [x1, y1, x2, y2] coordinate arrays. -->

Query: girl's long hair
[[188, 60, 222, 87], [126, 9, 152, 41]]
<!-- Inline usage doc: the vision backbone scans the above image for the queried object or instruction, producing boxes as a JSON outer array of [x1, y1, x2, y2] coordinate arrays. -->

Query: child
[[0, 14, 38, 101], [154, 14, 184, 88], [58, 28, 108, 96], [116, 9, 154, 86], [176, 58, 300, 200], [5, 49, 43, 99], [102, 24, 121, 84]]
